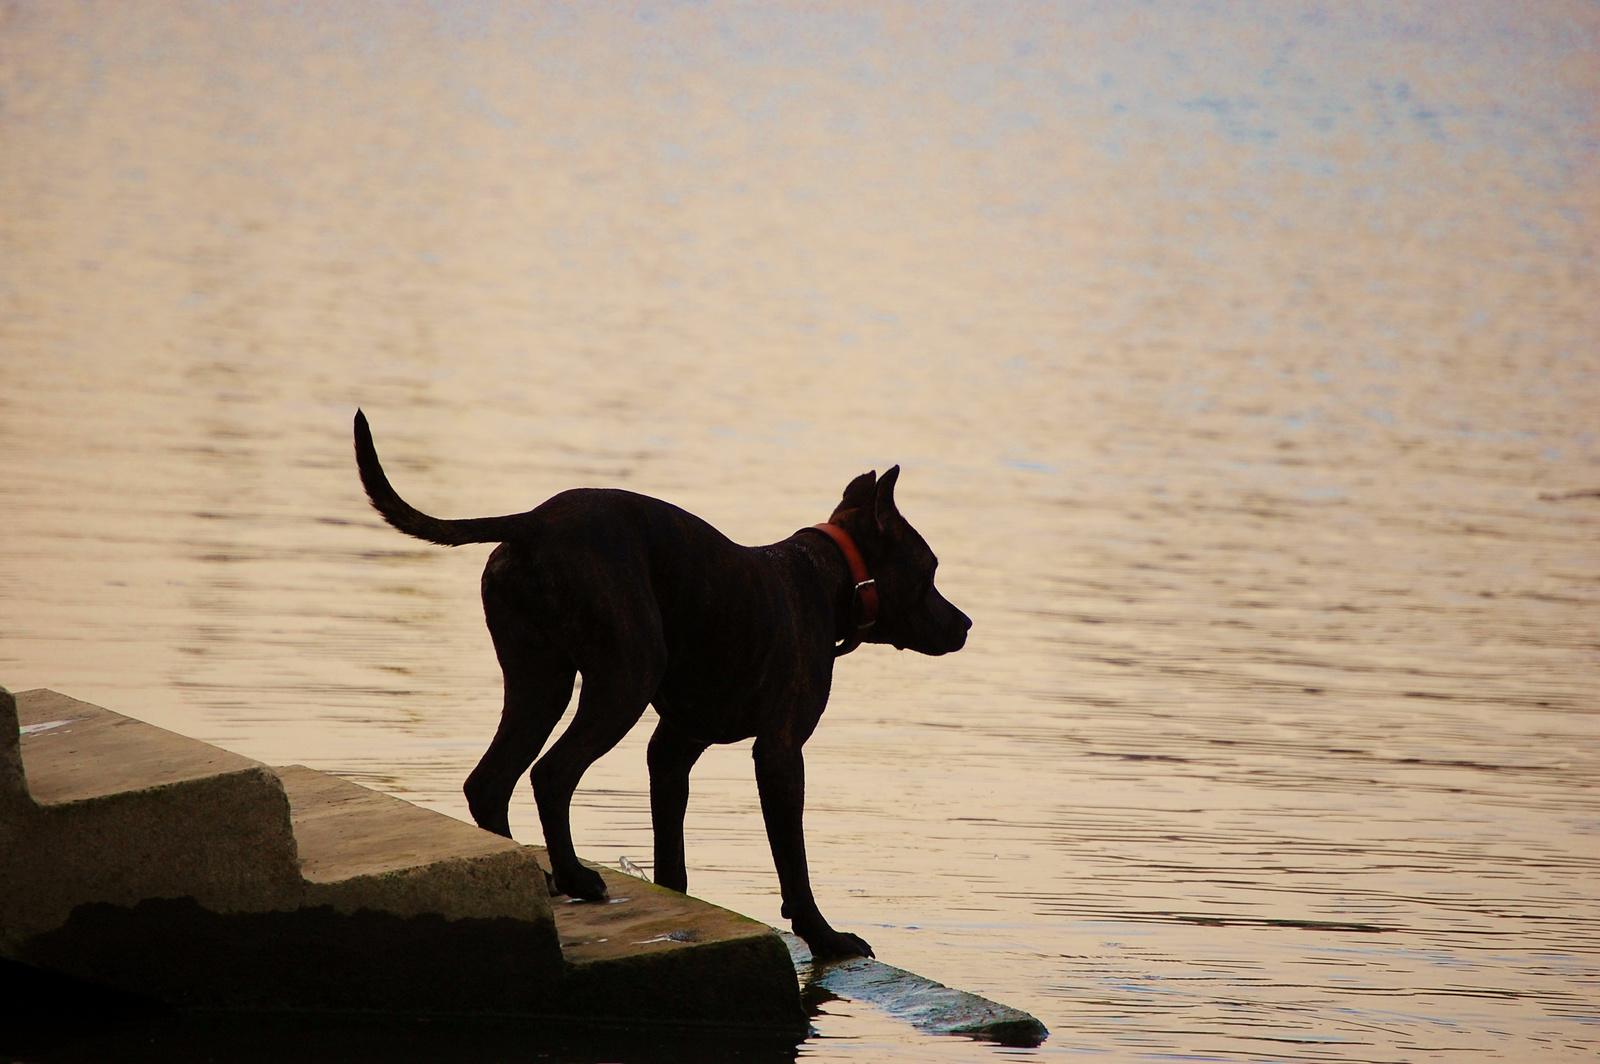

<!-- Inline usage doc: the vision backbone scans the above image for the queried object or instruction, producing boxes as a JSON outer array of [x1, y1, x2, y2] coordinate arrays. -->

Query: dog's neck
[[796, 521, 879, 656]]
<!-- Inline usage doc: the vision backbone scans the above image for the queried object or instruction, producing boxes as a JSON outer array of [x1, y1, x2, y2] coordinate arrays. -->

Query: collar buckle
[[804, 523, 880, 655]]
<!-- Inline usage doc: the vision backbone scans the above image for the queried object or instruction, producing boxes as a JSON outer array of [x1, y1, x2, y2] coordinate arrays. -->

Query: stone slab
[[783, 932, 1049, 1047]]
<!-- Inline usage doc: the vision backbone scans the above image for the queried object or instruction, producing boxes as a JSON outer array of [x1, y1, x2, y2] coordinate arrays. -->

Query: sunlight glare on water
[[2, 1, 1598, 1060]]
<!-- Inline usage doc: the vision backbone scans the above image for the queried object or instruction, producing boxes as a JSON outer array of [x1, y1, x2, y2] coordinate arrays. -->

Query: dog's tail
[[353, 410, 532, 546]]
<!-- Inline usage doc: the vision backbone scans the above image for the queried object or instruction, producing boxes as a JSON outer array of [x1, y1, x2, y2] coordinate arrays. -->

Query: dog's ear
[[874, 465, 904, 535], [832, 470, 877, 519]]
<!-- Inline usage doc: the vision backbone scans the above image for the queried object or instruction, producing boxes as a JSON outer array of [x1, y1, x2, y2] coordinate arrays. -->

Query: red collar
[[806, 522, 879, 657]]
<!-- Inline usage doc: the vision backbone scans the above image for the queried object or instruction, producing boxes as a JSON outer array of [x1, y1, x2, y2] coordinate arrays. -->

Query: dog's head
[[830, 467, 971, 656]]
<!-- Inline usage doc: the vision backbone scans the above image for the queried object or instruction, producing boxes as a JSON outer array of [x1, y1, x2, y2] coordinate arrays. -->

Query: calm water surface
[[2, 2, 1598, 1060]]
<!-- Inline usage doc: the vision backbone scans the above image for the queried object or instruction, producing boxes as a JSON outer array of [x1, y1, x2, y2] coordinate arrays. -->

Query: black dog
[[353, 411, 970, 959]]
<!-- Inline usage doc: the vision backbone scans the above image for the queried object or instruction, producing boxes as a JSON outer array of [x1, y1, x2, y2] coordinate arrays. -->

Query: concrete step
[[2, 689, 305, 945], [1, 687, 803, 1032], [275, 765, 550, 923]]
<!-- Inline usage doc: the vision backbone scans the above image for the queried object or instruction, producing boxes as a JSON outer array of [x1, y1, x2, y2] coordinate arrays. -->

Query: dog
[[353, 410, 970, 959]]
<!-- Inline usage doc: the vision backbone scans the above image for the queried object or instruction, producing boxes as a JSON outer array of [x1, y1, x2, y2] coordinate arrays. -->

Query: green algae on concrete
[[555, 862, 806, 1030], [0, 686, 804, 1032]]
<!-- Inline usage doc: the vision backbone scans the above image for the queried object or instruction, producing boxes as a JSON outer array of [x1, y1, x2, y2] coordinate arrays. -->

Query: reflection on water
[[2, 1, 1597, 1060]]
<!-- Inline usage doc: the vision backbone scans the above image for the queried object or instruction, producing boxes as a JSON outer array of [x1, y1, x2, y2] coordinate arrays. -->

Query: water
[[2, 1, 1597, 1059]]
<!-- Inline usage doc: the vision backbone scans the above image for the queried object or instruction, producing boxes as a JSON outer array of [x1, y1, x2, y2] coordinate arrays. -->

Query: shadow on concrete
[[1, 958, 803, 1064]]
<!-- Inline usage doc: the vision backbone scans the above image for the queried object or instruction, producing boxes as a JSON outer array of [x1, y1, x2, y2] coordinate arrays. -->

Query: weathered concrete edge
[[303, 846, 555, 924], [0, 688, 25, 807], [1, 765, 305, 950]]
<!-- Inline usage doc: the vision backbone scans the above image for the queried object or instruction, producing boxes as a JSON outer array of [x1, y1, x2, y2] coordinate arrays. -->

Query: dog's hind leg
[[531, 656, 662, 901], [464, 578, 577, 839], [647, 720, 710, 894]]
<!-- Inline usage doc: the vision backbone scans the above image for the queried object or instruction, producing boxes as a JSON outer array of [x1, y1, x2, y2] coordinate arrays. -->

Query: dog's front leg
[[647, 721, 709, 893], [752, 736, 874, 960]]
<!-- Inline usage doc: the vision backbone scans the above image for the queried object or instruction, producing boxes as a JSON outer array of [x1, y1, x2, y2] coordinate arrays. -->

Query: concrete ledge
[[1, 687, 805, 1032], [3, 685, 1048, 1048]]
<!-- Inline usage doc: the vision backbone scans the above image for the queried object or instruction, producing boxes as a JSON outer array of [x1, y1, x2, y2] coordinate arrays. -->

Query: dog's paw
[[553, 863, 609, 902], [798, 924, 874, 961]]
